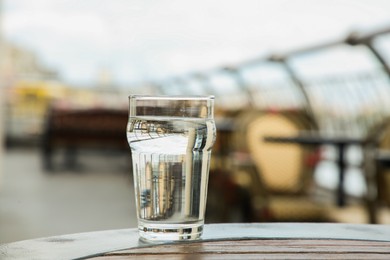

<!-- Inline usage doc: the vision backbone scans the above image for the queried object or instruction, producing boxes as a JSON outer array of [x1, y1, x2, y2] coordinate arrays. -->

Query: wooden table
[[1, 223, 390, 259], [264, 133, 368, 207]]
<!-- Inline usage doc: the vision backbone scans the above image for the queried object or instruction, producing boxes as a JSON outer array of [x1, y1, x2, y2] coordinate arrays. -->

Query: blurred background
[[2, 0, 390, 244]]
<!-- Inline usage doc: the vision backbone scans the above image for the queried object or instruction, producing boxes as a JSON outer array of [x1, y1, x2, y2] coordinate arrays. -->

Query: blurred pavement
[[0, 148, 137, 244]]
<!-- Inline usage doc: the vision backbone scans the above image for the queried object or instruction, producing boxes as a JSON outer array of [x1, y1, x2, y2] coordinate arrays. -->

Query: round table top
[[1, 223, 390, 259]]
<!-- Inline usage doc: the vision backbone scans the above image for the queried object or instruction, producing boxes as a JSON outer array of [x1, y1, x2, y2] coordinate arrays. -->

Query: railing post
[[192, 73, 214, 95], [223, 67, 254, 108], [269, 55, 318, 128], [346, 32, 390, 79]]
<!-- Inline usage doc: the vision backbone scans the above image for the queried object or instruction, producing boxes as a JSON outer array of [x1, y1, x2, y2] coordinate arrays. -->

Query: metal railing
[[153, 25, 390, 135]]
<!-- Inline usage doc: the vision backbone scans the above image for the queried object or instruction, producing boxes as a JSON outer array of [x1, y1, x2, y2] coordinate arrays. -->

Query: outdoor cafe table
[[1, 223, 390, 259], [264, 133, 369, 207]]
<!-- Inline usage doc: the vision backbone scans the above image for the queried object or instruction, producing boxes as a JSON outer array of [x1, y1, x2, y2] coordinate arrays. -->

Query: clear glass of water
[[127, 95, 216, 242]]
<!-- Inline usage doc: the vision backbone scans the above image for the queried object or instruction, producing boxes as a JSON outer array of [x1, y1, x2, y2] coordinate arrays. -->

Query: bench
[[41, 108, 129, 171]]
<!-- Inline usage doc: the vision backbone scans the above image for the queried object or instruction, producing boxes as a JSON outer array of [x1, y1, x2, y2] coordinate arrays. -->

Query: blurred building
[[1, 41, 61, 145], [1, 40, 133, 146], [1, 42, 58, 82]]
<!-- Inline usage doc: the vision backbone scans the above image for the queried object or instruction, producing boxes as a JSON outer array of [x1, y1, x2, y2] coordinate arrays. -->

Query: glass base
[[138, 221, 203, 242]]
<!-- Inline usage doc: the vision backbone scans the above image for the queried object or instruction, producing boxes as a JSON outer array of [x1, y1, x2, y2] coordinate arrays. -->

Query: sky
[[2, 0, 390, 86]]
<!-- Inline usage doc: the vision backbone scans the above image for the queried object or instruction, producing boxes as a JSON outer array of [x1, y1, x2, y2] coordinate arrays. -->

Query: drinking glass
[[127, 95, 216, 242]]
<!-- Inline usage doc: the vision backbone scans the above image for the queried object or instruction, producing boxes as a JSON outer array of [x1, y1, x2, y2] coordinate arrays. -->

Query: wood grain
[[93, 239, 390, 259]]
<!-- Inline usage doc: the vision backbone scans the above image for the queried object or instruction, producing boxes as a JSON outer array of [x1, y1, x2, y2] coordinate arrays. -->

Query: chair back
[[245, 112, 316, 194]]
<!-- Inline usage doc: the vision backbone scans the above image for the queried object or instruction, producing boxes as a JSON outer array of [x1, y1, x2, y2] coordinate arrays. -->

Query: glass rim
[[128, 95, 214, 100]]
